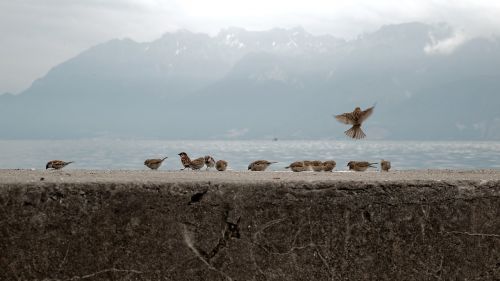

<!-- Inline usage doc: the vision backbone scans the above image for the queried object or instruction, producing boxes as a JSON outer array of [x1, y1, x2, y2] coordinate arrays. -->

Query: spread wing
[[334, 112, 356, 125], [359, 106, 375, 123]]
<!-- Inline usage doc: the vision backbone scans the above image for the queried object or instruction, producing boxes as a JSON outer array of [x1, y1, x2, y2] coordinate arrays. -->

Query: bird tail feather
[[345, 125, 366, 139]]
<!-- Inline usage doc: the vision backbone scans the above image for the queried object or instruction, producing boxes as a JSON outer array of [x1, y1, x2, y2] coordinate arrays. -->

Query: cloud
[[1, 0, 500, 94], [424, 31, 468, 55], [0, 0, 182, 94]]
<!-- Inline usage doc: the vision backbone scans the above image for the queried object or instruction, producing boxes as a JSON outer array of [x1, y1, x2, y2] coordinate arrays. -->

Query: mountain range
[[1, 22, 500, 140]]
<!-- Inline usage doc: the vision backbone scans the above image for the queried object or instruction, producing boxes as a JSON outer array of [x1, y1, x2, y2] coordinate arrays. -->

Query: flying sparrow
[[178, 152, 191, 170], [204, 155, 216, 171], [189, 157, 205, 170], [46, 160, 73, 170], [248, 160, 277, 171], [285, 161, 308, 172], [381, 159, 391, 172], [347, 161, 377, 172], [310, 160, 324, 172], [216, 160, 228, 171], [144, 156, 168, 170], [322, 160, 336, 172], [334, 105, 375, 139]]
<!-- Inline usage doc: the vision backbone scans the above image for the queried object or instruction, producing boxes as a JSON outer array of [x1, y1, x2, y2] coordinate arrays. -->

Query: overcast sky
[[1, 0, 500, 94]]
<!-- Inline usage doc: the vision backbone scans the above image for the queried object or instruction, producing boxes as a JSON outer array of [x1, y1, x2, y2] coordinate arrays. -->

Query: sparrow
[[46, 160, 73, 170], [334, 105, 375, 139], [303, 161, 313, 171], [381, 159, 391, 172], [285, 161, 308, 172], [216, 160, 228, 171], [144, 156, 168, 170], [248, 160, 277, 171], [189, 157, 205, 170], [322, 160, 336, 172], [310, 160, 324, 172], [178, 152, 191, 170], [204, 155, 216, 171], [347, 161, 377, 172]]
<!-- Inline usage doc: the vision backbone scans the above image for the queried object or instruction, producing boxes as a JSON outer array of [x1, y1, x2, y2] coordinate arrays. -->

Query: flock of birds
[[44, 105, 392, 173]]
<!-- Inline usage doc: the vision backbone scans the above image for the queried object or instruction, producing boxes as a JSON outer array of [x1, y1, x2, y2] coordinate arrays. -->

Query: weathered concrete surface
[[1, 170, 499, 280]]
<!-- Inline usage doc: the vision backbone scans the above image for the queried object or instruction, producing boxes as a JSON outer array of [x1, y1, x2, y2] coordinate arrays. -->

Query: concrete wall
[[1, 180, 499, 280]]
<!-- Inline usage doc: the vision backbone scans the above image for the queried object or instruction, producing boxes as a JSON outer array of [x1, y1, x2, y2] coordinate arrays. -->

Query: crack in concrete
[[250, 241, 339, 280], [180, 210, 238, 281], [205, 210, 241, 261], [63, 268, 143, 280], [444, 230, 500, 238], [57, 243, 70, 272], [252, 218, 286, 241], [181, 224, 233, 280], [315, 248, 337, 281]]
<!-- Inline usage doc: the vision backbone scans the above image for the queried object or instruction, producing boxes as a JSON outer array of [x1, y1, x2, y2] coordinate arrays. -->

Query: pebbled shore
[[1, 169, 499, 280]]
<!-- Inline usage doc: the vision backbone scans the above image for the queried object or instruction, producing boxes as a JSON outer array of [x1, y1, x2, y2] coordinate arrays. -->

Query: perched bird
[[204, 155, 216, 171], [322, 160, 336, 172], [46, 160, 73, 170], [144, 157, 168, 170], [178, 152, 191, 170], [285, 161, 308, 172], [381, 159, 391, 172], [248, 160, 277, 171], [303, 160, 313, 171], [310, 160, 324, 172], [347, 161, 377, 172], [334, 105, 375, 139], [189, 157, 205, 170], [216, 160, 228, 171]]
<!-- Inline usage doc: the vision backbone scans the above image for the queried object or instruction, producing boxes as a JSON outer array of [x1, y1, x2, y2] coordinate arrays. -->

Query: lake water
[[0, 139, 499, 171]]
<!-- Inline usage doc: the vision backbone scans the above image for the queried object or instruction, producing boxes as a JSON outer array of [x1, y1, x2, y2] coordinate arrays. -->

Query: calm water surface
[[0, 140, 499, 171]]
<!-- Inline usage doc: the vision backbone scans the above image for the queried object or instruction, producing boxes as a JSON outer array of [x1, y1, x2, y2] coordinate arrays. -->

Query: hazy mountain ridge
[[1, 22, 500, 139]]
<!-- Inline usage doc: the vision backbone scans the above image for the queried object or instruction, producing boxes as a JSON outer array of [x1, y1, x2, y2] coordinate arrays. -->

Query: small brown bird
[[144, 157, 168, 170], [216, 160, 228, 171], [334, 105, 375, 139], [310, 160, 324, 172], [285, 161, 308, 172], [347, 161, 377, 172], [189, 157, 205, 170], [204, 155, 216, 171], [303, 160, 313, 171], [322, 160, 336, 172], [248, 160, 277, 171], [46, 160, 73, 170], [178, 152, 191, 170], [381, 159, 391, 172]]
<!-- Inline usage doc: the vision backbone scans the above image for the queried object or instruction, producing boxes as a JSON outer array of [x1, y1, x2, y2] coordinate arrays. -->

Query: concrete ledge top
[[1, 169, 499, 185]]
